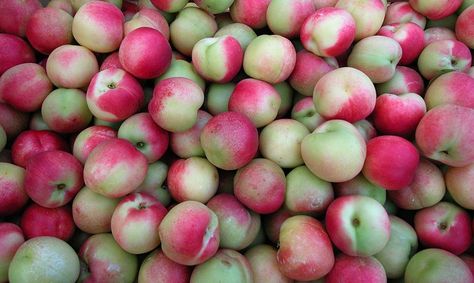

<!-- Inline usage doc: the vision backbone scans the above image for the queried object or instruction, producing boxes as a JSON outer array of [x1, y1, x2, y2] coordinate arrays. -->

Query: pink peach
[[383, 1, 426, 28], [230, 0, 271, 29], [0, 223, 25, 283], [72, 125, 117, 164], [138, 249, 192, 283], [326, 255, 386, 283], [0, 34, 35, 76], [170, 110, 212, 158], [455, 6, 474, 49], [0, 0, 41, 37], [124, 8, 169, 39], [378, 22, 425, 65], [375, 66, 425, 96]]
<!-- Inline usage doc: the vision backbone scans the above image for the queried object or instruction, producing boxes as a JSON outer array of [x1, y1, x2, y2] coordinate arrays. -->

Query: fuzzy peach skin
[[200, 111, 258, 170], [326, 255, 386, 283], [167, 157, 219, 203], [119, 27, 172, 79], [424, 27, 456, 46], [234, 158, 286, 214], [424, 71, 474, 110], [347, 36, 402, 84], [100, 52, 123, 71], [138, 249, 192, 283], [124, 8, 169, 39], [245, 245, 293, 283], [277, 215, 334, 281], [335, 0, 386, 40], [301, 119, 367, 183], [243, 34, 296, 84], [11, 130, 69, 168], [446, 163, 474, 209], [20, 203, 75, 241], [46, 44, 99, 89], [41, 88, 93, 134], [409, 0, 462, 20], [383, 1, 426, 28], [375, 66, 425, 96], [0, 34, 35, 76], [207, 193, 261, 250], [169, 6, 218, 56], [159, 201, 219, 266], [118, 112, 169, 163], [25, 7, 73, 54], [111, 192, 168, 254], [72, 1, 124, 53], [87, 68, 144, 122], [266, 0, 316, 38], [289, 50, 336, 97], [0, 223, 24, 283], [417, 39, 472, 80], [0, 0, 41, 37], [285, 165, 334, 215], [230, 0, 271, 29], [24, 150, 84, 208], [416, 104, 474, 167], [170, 110, 212, 158], [456, 6, 474, 49], [363, 135, 420, 190], [72, 125, 117, 164], [0, 103, 29, 139], [300, 7, 355, 58], [372, 93, 426, 137], [259, 119, 309, 168], [83, 138, 148, 198], [291, 97, 325, 132], [0, 63, 52, 112], [192, 35, 243, 83], [72, 186, 120, 234], [228, 78, 281, 128], [148, 77, 204, 133], [0, 163, 27, 217], [313, 67, 376, 122], [378, 22, 425, 65], [388, 158, 445, 210], [414, 201, 471, 255], [325, 195, 391, 256], [150, 0, 189, 13]]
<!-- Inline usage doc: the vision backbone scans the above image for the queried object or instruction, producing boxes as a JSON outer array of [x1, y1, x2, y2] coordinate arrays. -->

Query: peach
[[289, 50, 337, 97], [274, 82, 294, 118], [148, 77, 204, 132], [194, 0, 234, 14], [230, 0, 271, 29], [291, 97, 325, 132], [375, 66, 425, 96], [245, 245, 293, 283], [46, 44, 99, 89], [313, 67, 376, 123], [72, 125, 117, 164], [384, 1, 426, 28], [378, 22, 425, 65], [266, 0, 316, 38], [336, 0, 387, 40], [214, 23, 257, 51], [0, 0, 41, 37], [159, 201, 219, 265], [228, 78, 281, 128], [150, 0, 189, 13], [243, 34, 296, 84], [41, 88, 93, 134], [207, 193, 261, 250], [124, 8, 169, 39], [425, 71, 474, 110], [416, 104, 474, 167], [277, 215, 334, 281], [156, 59, 205, 91], [0, 103, 29, 139], [138, 249, 192, 283], [0, 63, 52, 112], [259, 119, 309, 168], [0, 34, 35, 76], [326, 255, 386, 283], [192, 35, 243, 83], [300, 7, 356, 58], [353, 119, 377, 142], [170, 110, 212, 158], [0, 223, 24, 283], [25, 7, 73, 54], [134, 161, 170, 206], [167, 157, 219, 203], [119, 27, 172, 79], [409, 0, 462, 20], [83, 138, 148, 198], [456, 6, 474, 49], [169, 6, 217, 56], [100, 52, 123, 71], [0, 163, 28, 217], [200, 111, 258, 170], [234, 158, 286, 214], [72, 186, 120, 234], [205, 83, 234, 115], [446, 163, 474, 209], [388, 158, 445, 210], [424, 27, 457, 46], [262, 208, 292, 244], [72, 1, 124, 53], [334, 173, 386, 204], [47, 0, 74, 15]]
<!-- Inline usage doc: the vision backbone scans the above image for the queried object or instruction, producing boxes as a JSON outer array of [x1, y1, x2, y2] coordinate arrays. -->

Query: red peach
[[375, 66, 425, 96], [100, 52, 123, 71], [326, 255, 386, 283], [424, 71, 474, 110], [0, 103, 30, 139], [138, 249, 192, 283], [0, 34, 35, 76], [0, 0, 41, 37], [456, 6, 474, 49], [378, 22, 425, 65]]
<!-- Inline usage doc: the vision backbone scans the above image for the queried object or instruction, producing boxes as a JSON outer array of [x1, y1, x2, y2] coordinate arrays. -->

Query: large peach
[[0, 34, 35, 76]]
